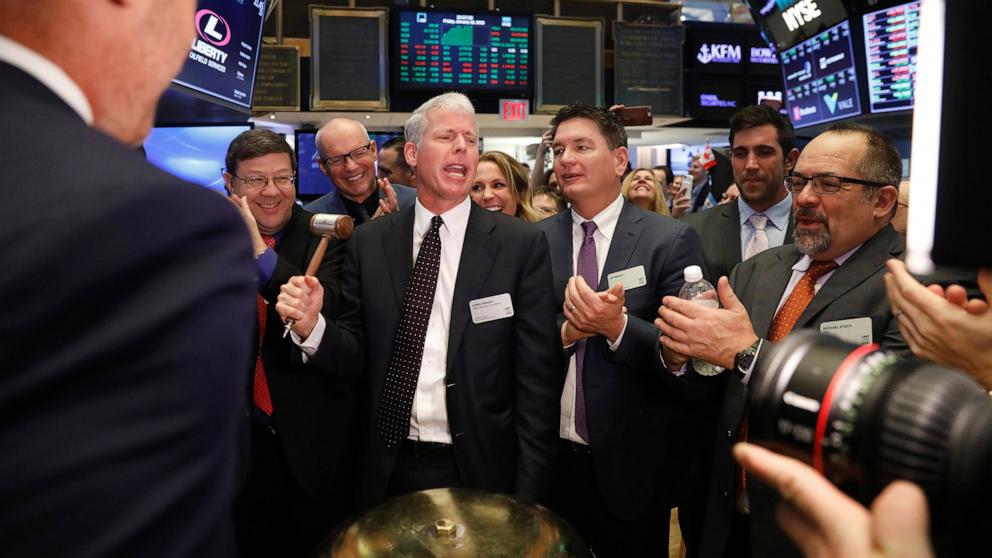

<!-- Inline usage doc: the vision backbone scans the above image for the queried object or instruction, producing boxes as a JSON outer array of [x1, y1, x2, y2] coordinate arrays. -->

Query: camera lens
[[747, 331, 992, 554]]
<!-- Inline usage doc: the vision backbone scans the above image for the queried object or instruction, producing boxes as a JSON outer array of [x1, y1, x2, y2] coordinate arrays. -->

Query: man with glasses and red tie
[[655, 122, 908, 558], [223, 128, 357, 557], [305, 118, 417, 223]]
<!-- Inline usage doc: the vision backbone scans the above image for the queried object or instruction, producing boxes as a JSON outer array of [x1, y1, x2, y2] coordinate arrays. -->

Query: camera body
[[748, 331, 992, 555]]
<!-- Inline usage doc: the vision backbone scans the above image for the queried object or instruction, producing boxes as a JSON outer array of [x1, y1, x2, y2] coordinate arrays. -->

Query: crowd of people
[[2, 2, 989, 558]]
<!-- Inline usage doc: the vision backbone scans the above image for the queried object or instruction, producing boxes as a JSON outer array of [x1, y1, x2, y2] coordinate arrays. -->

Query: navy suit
[[539, 200, 712, 555], [0, 62, 256, 557], [312, 202, 563, 508], [303, 183, 417, 217]]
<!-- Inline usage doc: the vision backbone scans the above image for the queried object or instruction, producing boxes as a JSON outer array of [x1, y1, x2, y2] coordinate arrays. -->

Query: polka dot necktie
[[377, 215, 444, 447], [767, 259, 838, 342], [743, 213, 769, 260], [253, 234, 277, 415]]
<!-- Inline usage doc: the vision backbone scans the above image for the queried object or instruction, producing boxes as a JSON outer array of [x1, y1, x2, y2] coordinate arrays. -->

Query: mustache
[[794, 207, 827, 223]]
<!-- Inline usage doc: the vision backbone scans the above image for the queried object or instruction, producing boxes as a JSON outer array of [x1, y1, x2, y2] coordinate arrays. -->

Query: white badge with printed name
[[469, 293, 515, 324], [607, 265, 647, 291], [820, 317, 873, 345]]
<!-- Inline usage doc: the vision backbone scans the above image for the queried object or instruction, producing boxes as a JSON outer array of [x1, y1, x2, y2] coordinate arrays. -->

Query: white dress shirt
[[0, 34, 93, 125], [560, 194, 627, 444]]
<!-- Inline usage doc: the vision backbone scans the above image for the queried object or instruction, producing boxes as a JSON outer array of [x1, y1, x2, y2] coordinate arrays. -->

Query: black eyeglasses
[[784, 174, 889, 195], [233, 174, 296, 190], [322, 142, 373, 167]]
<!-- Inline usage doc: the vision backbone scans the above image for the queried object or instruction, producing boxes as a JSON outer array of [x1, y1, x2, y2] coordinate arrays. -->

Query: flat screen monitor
[[144, 125, 252, 194], [295, 131, 402, 197], [171, 0, 268, 112], [779, 19, 862, 128], [862, 1, 919, 113], [748, 0, 850, 51], [393, 9, 531, 95]]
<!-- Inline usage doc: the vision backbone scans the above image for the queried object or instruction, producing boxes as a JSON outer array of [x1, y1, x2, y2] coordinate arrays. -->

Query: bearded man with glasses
[[223, 128, 358, 557], [305, 118, 417, 223], [654, 122, 907, 558]]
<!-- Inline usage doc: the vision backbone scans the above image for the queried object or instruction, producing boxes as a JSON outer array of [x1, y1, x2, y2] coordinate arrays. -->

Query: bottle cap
[[684, 265, 703, 283]]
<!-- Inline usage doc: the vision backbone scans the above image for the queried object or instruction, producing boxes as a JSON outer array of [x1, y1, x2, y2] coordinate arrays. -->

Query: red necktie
[[253, 234, 277, 415], [767, 259, 838, 342]]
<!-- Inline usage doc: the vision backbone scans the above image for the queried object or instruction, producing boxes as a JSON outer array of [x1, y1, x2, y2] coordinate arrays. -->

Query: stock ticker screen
[[863, 2, 919, 114], [395, 10, 530, 94], [779, 19, 862, 128]]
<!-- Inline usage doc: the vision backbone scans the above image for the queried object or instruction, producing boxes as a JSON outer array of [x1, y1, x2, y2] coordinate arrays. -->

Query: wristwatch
[[733, 339, 762, 379]]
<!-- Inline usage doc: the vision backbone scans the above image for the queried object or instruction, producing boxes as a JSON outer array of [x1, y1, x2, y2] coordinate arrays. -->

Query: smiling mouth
[[444, 165, 467, 178], [257, 200, 280, 210], [482, 205, 503, 212], [345, 170, 366, 183]]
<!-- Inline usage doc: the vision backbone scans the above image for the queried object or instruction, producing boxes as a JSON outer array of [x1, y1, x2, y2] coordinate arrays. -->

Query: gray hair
[[404, 92, 477, 149]]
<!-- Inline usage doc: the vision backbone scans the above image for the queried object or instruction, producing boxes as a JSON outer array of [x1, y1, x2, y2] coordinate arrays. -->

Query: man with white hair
[[275, 92, 562, 507], [0, 1, 255, 556]]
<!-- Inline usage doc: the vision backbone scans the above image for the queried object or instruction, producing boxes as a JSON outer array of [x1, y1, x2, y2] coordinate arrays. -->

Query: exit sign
[[500, 99, 530, 121]]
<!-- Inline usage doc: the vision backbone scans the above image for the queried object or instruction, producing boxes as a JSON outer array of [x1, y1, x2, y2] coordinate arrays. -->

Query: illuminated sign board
[[779, 19, 861, 127], [863, 1, 919, 113]]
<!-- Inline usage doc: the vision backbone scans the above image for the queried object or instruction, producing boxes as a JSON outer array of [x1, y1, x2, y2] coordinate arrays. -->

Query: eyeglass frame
[[229, 173, 297, 190], [784, 173, 890, 195], [320, 141, 374, 168]]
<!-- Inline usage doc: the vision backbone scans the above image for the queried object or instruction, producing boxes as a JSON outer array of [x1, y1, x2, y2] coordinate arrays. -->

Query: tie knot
[[806, 259, 838, 279], [581, 221, 598, 238], [430, 215, 444, 231], [262, 234, 276, 249], [748, 214, 768, 231]]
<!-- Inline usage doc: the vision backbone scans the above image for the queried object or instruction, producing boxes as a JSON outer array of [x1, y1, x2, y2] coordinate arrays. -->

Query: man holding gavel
[[223, 128, 358, 557]]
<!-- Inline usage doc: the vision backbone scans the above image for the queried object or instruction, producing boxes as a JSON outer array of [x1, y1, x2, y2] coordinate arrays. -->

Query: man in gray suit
[[684, 105, 800, 285], [304, 118, 417, 222], [657, 122, 906, 558]]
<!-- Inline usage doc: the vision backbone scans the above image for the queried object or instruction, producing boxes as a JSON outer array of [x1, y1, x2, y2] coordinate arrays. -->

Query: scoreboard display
[[395, 10, 530, 94], [779, 19, 862, 128], [863, 1, 919, 113]]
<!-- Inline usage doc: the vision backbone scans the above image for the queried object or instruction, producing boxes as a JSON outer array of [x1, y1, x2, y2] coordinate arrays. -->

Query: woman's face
[[627, 170, 658, 204], [471, 160, 518, 217]]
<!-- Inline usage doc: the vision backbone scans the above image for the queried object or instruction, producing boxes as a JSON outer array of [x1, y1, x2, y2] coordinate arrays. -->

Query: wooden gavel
[[282, 213, 354, 338]]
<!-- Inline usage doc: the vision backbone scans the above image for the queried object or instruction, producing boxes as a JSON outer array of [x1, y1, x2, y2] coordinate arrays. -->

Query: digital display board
[[863, 1, 919, 113], [171, 0, 267, 112], [779, 19, 861, 128], [748, 0, 849, 50], [144, 125, 252, 194], [395, 10, 530, 94]]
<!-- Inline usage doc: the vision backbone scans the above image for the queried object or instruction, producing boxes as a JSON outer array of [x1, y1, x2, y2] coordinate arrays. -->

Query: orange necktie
[[253, 234, 277, 415], [767, 259, 838, 342]]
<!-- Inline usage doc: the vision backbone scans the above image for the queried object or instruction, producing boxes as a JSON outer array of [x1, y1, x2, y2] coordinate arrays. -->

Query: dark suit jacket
[[683, 201, 795, 286], [539, 200, 710, 520], [0, 62, 256, 557], [694, 225, 908, 558], [253, 203, 357, 504], [312, 201, 563, 507], [303, 183, 417, 216]]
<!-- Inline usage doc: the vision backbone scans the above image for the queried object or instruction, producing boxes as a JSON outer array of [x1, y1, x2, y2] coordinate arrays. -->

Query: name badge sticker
[[607, 265, 647, 291], [469, 293, 514, 324], [820, 317, 873, 345]]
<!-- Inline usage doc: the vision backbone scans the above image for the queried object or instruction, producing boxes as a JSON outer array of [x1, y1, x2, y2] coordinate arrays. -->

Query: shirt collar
[[0, 34, 93, 125], [415, 195, 472, 239], [792, 243, 862, 273], [570, 193, 624, 243], [739, 192, 792, 231]]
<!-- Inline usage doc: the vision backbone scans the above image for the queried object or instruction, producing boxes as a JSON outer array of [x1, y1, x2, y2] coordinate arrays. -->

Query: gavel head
[[309, 213, 354, 240]]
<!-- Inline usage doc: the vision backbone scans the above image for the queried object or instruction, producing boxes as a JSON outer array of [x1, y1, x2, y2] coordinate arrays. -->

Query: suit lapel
[[750, 247, 800, 338], [794, 226, 903, 328], [446, 204, 499, 374], [382, 206, 416, 309], [546, 211, 574, 298], [718, 203, 742, 274], [599, 201, 643, 289]]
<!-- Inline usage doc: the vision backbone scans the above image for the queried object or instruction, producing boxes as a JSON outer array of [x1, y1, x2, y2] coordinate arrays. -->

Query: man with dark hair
[[0, 1, 256, 556], [224, 129, 356, 557], [304, 118, 416, 223], [539, 103, 707, 557], [657, 122, 906, 558], [276, 92, 562, 509], [684, 104, 801, 285], [377, 135, 418, 189]]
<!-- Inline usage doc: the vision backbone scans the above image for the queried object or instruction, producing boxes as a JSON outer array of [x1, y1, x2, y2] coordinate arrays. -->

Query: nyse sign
[[781, 0, 823, 32]]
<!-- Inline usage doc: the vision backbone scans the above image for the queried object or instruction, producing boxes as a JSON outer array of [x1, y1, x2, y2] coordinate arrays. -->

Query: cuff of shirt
[[658, 347, 688, 377], [607, 314, 628, 351], [290, 313, 326, 363], [739, 339, 764, 385]]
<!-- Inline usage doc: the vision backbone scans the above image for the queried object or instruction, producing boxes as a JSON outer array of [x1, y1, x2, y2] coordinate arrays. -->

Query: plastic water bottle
[[678, 265, 725, 376]]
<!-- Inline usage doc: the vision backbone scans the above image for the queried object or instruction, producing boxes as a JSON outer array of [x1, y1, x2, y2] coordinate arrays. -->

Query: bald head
[[315, 118, 379, 202], [0, 0, 197, 145]]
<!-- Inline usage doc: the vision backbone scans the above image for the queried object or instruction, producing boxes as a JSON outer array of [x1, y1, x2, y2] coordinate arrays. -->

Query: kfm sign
[[696, 43, 742, 65]]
